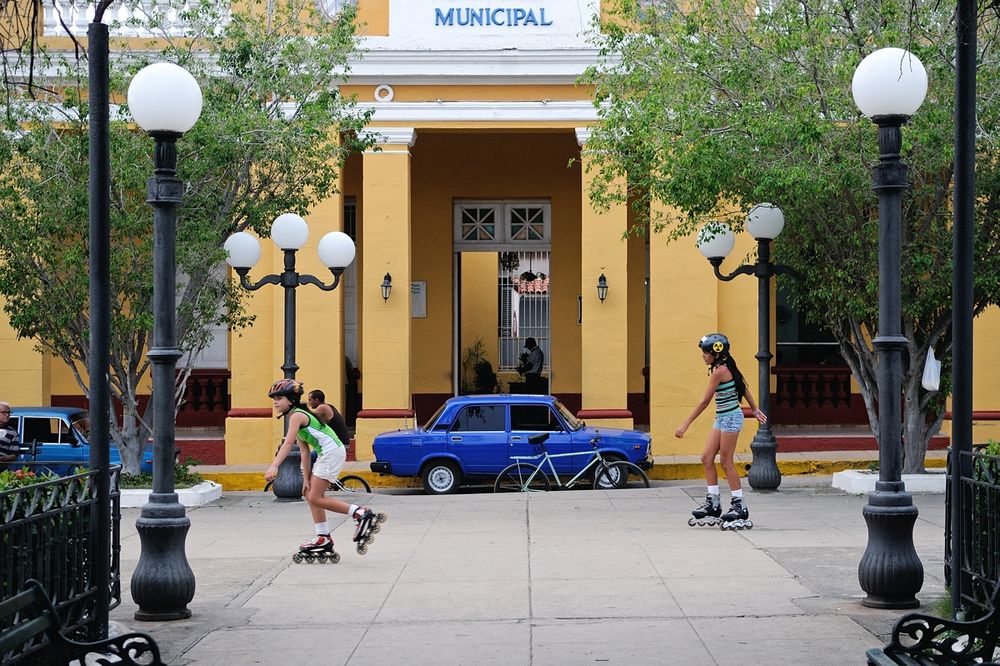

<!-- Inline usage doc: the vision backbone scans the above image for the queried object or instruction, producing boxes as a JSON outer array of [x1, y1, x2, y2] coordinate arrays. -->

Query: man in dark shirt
[[523, 338, 545, 394], [307, 390, 351, 449], [0, 402, 20, 466]]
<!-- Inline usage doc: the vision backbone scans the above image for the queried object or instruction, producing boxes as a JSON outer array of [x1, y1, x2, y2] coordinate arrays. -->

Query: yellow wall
[[459, 253, 499, 390], [972, 307, 1000, 444], [0, 297, 49, 405]]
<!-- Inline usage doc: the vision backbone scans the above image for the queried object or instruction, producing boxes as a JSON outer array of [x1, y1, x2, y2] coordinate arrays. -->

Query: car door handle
[[450, 436, 462, 442], [510, 436, 522, 441]]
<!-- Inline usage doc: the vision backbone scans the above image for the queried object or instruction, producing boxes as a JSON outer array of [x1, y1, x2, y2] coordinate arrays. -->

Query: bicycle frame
[[510, 446, 608, 490]]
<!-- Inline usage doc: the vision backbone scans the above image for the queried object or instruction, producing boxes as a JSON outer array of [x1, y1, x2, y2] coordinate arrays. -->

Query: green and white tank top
[[292, 408, 344, 456], [714, 379, 741, 416]]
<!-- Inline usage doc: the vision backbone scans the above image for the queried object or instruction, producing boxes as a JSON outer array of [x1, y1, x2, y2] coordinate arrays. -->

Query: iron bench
[[0, 579, 165, 665], [867, 583, 1000, 666]]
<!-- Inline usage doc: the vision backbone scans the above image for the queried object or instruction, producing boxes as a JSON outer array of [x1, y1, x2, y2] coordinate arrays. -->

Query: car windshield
[[553, 400, 582, 431], [422, 403, 448, 432], [70, 414, 91, 441]]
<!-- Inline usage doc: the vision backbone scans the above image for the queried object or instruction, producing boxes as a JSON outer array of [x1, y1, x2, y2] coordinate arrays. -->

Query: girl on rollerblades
[[675, 334, 766, 530], [264, 379, 386, 561]]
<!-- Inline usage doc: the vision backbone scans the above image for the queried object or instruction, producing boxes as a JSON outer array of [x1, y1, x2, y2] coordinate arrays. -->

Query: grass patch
[[120, 458, 204, 489]]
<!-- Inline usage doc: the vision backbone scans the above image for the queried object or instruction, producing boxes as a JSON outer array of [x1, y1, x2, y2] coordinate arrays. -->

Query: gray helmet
[[698, 333, 730, 356]]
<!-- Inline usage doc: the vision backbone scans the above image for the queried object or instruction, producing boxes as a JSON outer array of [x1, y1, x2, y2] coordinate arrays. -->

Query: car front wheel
[[422, 461, 462, 495]]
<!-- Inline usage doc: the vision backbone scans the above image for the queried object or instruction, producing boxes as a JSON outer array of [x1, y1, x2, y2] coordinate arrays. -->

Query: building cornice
[[358, 100, 598, 123]]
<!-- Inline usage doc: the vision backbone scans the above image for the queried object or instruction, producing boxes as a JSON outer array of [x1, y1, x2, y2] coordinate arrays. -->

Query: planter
[[832, 469, 946, 494], [120, 480, 222, 508]]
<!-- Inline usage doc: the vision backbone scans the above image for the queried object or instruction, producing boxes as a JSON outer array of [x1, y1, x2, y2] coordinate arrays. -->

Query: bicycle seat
[[528, 433, 550, 450]]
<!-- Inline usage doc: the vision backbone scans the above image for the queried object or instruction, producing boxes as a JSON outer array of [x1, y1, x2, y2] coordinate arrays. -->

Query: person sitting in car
[[0, 401, 20, 467]]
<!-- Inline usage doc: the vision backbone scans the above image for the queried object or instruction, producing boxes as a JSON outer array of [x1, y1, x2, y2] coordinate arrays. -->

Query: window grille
[[498, 250, 550, 371]]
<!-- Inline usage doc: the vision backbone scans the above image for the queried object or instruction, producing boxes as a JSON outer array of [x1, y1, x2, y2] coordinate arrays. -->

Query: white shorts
[[310, 446, 347, 483]]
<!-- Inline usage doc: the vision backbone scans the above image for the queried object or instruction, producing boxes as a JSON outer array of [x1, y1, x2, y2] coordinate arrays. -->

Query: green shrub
[[0, 467, 59, 491], [120, 457, 203, 489]]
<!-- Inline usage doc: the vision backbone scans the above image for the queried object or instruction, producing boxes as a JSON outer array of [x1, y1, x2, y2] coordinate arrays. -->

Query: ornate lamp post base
[[858, 483, 923, 609], [272, 447, 305, 501], [747, 424, 781, 490], [132, 495, 195, 620]]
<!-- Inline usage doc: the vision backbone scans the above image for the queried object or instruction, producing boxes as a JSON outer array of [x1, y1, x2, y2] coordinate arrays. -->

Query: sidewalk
[[193, 449, 949, 490], [110, 478, 948, 665]]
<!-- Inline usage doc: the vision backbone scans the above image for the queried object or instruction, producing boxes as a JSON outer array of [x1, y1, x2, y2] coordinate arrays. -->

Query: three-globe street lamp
[[696, 204, 800, 491], [852, 47, 927, 609], [224, 215, 356, 500], [127, 62, 202, 621]]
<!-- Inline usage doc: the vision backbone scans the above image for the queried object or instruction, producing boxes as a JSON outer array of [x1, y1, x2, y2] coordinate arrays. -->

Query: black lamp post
[[224, 216, 356, 500], [86, 17, 112, 637], [126, 62, 203, 621], [852, 47, 927, 609], [695, 205, 800, 490]]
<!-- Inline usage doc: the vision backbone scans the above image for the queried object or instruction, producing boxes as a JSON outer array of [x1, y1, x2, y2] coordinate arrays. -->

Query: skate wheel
[[745, 520, 753, 529], [376, 513, 387, 523], [292, 552, 303, 563], [317, 554, 327, 563], [365, 535, 374, 544], [370, 524, 381, 534], [305, 554, 316, 563], [357, 543, 368, 555], [687, 518, 697, 526], [330, 552, 341, 563]]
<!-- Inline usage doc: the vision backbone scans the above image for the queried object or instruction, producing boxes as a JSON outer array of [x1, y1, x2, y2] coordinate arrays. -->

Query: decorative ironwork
[[946, 447, 1000, 616], [0, 468, 121, 662]]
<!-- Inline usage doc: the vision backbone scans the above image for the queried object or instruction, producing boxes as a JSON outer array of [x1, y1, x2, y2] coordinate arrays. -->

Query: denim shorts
[[714, 410, 744, 433]]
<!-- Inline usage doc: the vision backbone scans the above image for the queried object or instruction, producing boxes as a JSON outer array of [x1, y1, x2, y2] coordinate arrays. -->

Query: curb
[[120, 480, 223, 507], [199, 458, 947, 492]]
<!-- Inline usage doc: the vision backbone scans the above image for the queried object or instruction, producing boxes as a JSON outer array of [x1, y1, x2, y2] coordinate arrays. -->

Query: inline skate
[[292, 534, 341, 563], [688, 494, 722, 527], [720, 498, 753, 530], [353, 507, 388, 555]]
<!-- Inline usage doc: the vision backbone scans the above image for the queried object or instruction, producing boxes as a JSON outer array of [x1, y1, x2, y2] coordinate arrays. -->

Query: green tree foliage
[[0, 0, 373, 473], [584, 0, 1000, 472]]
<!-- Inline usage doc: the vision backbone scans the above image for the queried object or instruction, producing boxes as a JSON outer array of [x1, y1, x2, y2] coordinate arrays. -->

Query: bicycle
[[493, 432, 650, 492], [263, 474, 371, 494]]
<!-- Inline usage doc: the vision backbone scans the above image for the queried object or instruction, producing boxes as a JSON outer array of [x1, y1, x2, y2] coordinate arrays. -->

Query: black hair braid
[[712, 354, 747, 401]]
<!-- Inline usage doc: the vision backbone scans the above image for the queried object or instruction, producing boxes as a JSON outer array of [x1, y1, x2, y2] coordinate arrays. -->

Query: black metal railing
[[0, 466, 121, 662], [946, 446, 1000, 617]]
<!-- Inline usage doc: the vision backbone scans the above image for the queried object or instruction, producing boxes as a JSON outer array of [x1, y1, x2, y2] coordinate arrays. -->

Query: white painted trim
[[359, 100, 597, 123], [575, 127, 593, 145], [362, 126, 417, 146], [348, 47, 603, 84]]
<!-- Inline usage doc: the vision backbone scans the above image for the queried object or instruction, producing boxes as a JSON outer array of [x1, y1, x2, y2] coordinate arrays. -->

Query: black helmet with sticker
[[267, 378, 304, 402], [698, 333, 730, 356]]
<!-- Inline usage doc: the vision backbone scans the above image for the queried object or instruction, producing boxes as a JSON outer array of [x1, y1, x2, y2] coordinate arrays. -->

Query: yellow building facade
[[6, 0, 1000, 463]]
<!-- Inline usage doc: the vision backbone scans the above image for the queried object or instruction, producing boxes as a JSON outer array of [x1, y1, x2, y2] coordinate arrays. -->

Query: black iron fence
[[946, 446, 1000, 617], [0, 466, 121, 663]]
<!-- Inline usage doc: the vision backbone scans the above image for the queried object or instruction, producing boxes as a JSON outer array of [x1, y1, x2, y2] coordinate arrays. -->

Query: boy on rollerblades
[[675, 334, 766, 530], [264, 379, 387, 562]]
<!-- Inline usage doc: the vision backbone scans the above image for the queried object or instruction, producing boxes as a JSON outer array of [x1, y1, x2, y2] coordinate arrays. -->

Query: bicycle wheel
[[593, 461, 650, 490], [494, 463, 551, 492], [333, 475, 371, 494]]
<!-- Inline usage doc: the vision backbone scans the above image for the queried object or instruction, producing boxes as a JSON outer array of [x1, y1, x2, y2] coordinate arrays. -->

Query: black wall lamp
[[596, 273, 608, 303], [381, 272, 393, 301]]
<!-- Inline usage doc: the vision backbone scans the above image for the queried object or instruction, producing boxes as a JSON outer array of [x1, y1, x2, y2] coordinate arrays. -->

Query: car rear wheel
[[422, 461, 462, 495], [594, 461, 650, 490]]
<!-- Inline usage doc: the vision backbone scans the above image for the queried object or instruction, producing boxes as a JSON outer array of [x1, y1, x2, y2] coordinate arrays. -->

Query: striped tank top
[[714, 379, 741, 415], [292, 408, 344, 456]]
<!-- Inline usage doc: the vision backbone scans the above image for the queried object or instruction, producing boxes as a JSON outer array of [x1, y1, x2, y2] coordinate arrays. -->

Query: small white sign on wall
[[411, 281, 427, 318]]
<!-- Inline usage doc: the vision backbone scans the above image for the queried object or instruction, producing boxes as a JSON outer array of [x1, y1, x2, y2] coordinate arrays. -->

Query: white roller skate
[[720, 498, 753, 530], [292, 534, 341, 564], [688, 494, 722, 527], [352, 507, 388, 555]]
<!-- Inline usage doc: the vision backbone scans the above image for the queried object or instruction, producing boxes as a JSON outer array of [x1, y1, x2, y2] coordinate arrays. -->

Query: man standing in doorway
[[524, 338, 545, 394]]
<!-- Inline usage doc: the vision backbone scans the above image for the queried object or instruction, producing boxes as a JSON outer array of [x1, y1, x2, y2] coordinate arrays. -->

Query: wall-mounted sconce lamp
[[381, 272, 393, 302], [597, 273, 608, 303]]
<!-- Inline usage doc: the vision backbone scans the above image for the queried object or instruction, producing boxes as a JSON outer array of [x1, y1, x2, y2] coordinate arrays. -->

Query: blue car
[[370, 394, 652, 494], [7, 407, 154, 476]]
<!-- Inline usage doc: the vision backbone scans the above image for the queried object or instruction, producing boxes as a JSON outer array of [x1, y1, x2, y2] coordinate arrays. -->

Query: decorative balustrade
[[177, 369, 230, 428], [770, 364, 867, 424], [43, 0, 228, 38], [0, 467, 122, 661]]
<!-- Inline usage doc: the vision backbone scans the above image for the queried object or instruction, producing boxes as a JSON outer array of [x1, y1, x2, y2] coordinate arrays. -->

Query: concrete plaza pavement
[[111, 479, 949, 665]]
